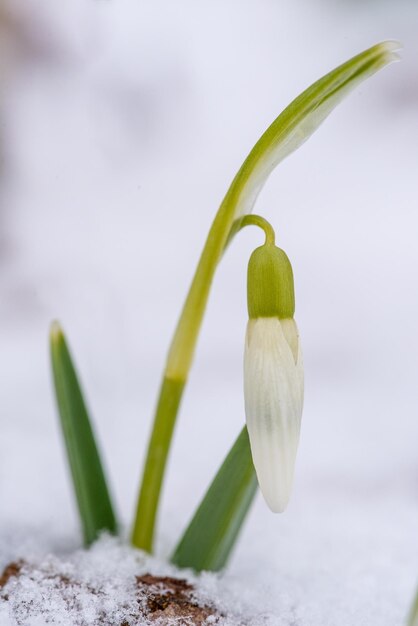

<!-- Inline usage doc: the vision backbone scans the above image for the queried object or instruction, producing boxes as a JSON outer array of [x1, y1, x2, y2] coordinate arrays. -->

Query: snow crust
[[0, 535, 258, 626]]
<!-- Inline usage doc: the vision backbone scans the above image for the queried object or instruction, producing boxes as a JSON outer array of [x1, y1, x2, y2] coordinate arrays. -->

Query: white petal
[[244, 317, 304, 512]]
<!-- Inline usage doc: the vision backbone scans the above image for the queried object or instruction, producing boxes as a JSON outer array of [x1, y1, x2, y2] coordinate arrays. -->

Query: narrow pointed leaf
[[50, 322, 118, 545], [171, 427, 257, 572], [408, 589, 418, 626]]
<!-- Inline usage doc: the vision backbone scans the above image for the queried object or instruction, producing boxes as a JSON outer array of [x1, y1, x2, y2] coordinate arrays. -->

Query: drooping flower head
[[244, 237, 303, 513]]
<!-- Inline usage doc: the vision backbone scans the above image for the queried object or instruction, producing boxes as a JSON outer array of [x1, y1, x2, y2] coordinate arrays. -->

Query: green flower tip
[[50, 320, 64, 345], [247, 244, 295, 320]]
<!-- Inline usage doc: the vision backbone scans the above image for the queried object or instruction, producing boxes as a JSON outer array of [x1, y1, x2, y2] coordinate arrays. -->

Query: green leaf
[[408, 588, 418, 626], [50, 322, 118, 545], [171, 427, 257, 572]]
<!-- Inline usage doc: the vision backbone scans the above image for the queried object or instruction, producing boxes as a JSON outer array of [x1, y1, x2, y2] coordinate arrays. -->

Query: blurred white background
[[0, 0, 417, 623]]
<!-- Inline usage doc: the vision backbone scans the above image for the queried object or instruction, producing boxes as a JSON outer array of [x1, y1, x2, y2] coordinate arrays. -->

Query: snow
[[0, 535, 263, 625], [0, 0, 418, 624]]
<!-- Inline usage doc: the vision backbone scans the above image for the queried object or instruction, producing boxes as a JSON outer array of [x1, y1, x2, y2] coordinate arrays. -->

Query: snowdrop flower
[[244, 240, 303, 513]]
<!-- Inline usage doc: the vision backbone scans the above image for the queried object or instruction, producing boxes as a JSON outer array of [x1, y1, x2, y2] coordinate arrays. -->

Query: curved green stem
[[238, 214, 276, 245], [131, 42, 399, 552], [132, 378, 184, 550]]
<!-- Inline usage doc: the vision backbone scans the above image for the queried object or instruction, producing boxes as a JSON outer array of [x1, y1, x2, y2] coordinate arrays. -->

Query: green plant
[[50, 41, 399, 574], [50, 323, 118, 544], [408, 588, 418, 626]]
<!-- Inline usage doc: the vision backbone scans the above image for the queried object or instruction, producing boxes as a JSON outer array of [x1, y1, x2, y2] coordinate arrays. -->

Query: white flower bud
[[244, 317, 303, 513]]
